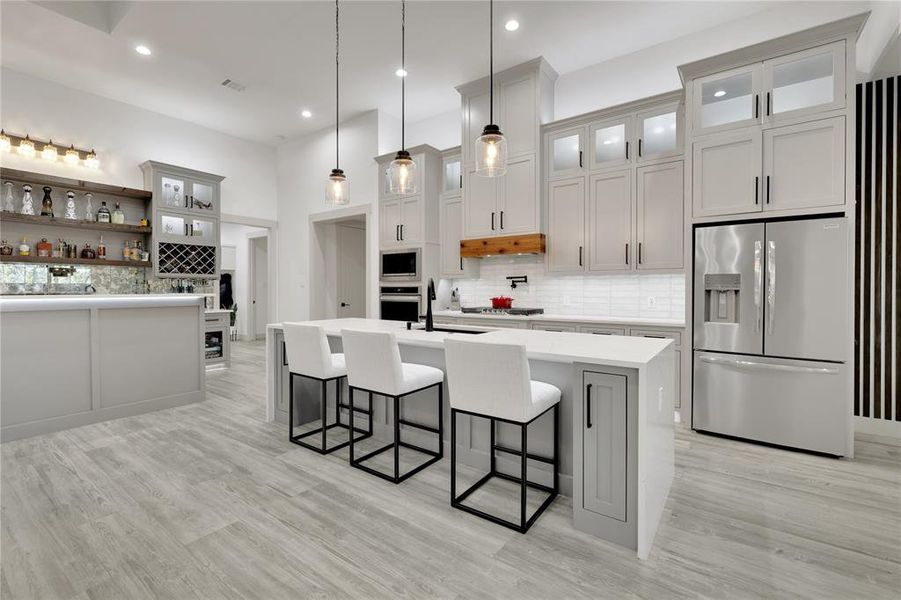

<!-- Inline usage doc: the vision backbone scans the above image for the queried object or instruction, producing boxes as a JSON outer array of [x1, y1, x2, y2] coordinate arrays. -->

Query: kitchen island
[[0, 294, 206, 442], [266, 318, 675, 559]]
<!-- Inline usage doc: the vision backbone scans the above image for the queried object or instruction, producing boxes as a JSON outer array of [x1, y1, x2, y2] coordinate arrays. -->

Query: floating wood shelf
[[0, 212, 151, 234], [0, 168, 152, 200], [0, 255, 151, 268], [460, 233, 546, 258]]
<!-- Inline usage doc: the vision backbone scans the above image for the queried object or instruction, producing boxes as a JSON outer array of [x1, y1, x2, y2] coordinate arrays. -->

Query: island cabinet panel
[[573, 366, 638, 550]]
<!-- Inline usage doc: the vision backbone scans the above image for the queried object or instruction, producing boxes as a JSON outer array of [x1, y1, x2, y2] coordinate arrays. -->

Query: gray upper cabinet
[[692, 64, 762, 136], [636, 161, 684, 270], [587, 169, 632, 272], [547, 126, 586, 179], [692, 128, 762, 217], [498, 155, 538, 234], [547, 177, 586, 272], [581, 371, 628, 522], [461, 87, 491, 167], [636, 102, 682, 163], [499, 73, 539, 158], [442, 152, 462, 196], [463, 165, 499, 238], [762, 41, 846, 125], [590, 115, 633, 171]]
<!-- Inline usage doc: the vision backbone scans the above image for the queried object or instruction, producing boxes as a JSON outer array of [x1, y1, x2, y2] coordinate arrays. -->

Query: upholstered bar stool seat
[[283, 323, 372, 454], [341, 328, 444, 484], [445, 337, 561, 533]]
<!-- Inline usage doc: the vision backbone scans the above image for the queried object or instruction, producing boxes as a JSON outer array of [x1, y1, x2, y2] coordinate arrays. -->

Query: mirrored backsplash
[[0, 263, 216, 296], [441, 255, 685, 320]]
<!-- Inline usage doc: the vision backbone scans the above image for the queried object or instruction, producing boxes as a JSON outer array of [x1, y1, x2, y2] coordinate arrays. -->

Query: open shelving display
[[0, 212, 152, 234], [0, 255, 151, 268]]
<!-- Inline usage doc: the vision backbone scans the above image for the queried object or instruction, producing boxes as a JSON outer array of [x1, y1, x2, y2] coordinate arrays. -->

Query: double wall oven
[[379, 248, 422, 322]]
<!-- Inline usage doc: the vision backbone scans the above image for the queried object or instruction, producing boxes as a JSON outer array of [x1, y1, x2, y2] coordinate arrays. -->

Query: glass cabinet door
[[589, 117, 632, 170], [160, 175, 186, 209], [637, 104, 681, 161], [763, 41, 845, 121], [547, 127, 585, 178], [158, 212, 218, 242], [693, 64, 762, 133], [443, 157, 462, 194], [187, 180, 216, 212]]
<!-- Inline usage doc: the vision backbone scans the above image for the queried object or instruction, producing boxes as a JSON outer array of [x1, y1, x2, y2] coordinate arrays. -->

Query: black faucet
[[425, 278, 436, 332]]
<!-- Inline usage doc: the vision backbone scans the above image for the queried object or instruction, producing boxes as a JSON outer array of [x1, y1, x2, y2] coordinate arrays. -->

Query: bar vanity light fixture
[[474, 0, 507, 177], [0, 130, 99, 169], [326, 0, 349, 205], [386, 0, 418, 195]]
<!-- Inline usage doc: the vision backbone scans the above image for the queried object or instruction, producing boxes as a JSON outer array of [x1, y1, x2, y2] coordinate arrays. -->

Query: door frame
[[220, 213, 278, 341], [335, 221, 367, 318], [248, 233, 269, 340]]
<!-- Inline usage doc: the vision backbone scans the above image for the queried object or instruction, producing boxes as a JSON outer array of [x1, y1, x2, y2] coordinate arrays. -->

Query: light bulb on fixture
[[84, 149, 100, 169], [42, 140, 58, 161], [64, 145, 80, 165], [0, 130, 10, 153], [475, 0, 507, 177], [714, 90, 726, 98], [327, 169, 349, 205], [300, 109, 312, 118], [387, 0, 418, 195], [17, 135, 35, 158], [504, 19, 519, 31], [326, 0, 349, 205], [395, 68, 407, 77]]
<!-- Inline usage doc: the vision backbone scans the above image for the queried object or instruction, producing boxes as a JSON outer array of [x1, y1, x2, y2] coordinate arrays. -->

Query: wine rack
[[157, 242, 217, 277]]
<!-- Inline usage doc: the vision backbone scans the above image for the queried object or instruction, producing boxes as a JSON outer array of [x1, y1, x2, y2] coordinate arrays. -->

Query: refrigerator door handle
[[767, 240, 776, 335], [698, 355, 839, 375], [754, 240, 762, 333]]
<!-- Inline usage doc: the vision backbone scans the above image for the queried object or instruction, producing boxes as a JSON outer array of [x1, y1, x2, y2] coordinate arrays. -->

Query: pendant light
[[474, 0, 507, 177], [326, 0, 349, 205], [387, 0, 418, 195]]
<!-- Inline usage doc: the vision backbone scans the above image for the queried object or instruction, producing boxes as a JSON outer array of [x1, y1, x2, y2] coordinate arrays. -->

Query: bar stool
[[444, 338, 560, 533], [283, 323, 372, 454], [341, 328, 444, 484]]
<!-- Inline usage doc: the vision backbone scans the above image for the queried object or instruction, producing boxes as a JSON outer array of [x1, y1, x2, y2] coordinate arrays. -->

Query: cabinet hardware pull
[[638, 138, 642, 158], [586, 383, 593, 429], [282, 341, 287, 366], [755, 176, 759, 204], [459, 175, 463, 189], [500, 211, 504, 230], [766, 175, 770, 204], [625, 242, 629, 265], [491, 212, 495, 231], [625, 141, 629, 160], [400, 224, 404, 240], [754, 94, 759, 119], [579, 245, 583, 267], [578, 150, 583, 168], [460, 257, 463, 270], [638, 242, 643, 264], [396, 225, 400, 241], [766, 92, 771, 116]]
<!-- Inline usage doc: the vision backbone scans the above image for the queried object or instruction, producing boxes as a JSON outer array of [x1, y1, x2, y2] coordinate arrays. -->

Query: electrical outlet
[[647, 296, 656, 307]]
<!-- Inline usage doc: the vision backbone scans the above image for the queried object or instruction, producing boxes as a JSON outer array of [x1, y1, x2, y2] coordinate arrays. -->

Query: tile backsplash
[[0, 263, 216, 296], [441, 255, 685, 320]]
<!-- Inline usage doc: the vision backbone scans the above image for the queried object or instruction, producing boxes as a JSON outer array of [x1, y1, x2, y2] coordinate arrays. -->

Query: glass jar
[[3, 182, 14, 212], [20, 185, 34, 215], [84, 193, 94, 221]]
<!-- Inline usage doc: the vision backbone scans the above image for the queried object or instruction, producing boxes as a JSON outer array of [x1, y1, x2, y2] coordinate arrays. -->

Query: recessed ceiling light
[[505, 19, 519, 31], [301, 109, 312, 118], [395, 68, 407, 77], [135, 45, 152, 56], [714, 89, 726, 97]]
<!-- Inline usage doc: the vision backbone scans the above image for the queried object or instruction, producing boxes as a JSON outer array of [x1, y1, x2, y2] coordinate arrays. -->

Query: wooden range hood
[[460, 233, 546, 258]]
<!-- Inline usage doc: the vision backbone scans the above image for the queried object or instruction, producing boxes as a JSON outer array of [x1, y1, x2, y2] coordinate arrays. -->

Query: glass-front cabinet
[[157, 212, 219, 243], [763, 41, 845, 122], [636, 102, 682, 162], [547, 127, 585, 179], [589, 116, 633, 170], [693, 64, 762, 134], [442, 153, 462, 195]]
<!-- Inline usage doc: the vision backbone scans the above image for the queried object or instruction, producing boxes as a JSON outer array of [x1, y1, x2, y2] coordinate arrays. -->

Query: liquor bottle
[[122, 240, 131, 261], [0, 240, 12, 256], [97, 236, 106, 260], [80, 244, 96, 259], [84, 193, 94, 221], [111, 202, 125, 224], [36, 238, 52, 257], [3, 182, 14, 212], [40, 186, 54, 217], [64, 191, 77, 220], [97, 201, 111, 223], [18, 237, 30, 256], [20, 185, 34, 215]]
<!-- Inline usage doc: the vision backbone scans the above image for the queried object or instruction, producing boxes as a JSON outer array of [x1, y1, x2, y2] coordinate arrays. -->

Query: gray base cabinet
[[573, 366, 638, 549]]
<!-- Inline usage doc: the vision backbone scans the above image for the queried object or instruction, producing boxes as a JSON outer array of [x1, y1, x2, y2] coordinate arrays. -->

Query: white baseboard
[[854, 416, 901, 439]]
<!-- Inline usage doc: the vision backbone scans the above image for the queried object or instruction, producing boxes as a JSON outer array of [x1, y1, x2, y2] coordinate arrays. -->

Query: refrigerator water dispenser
[[704, 274, 740, 324]]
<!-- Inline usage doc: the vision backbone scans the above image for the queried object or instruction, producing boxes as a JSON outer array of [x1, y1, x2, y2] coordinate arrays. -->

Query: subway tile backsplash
[[444, 255, 685, 320]]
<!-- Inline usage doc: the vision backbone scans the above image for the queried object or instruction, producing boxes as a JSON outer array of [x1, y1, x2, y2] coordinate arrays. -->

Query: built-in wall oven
[[379, 285, 421, 322], [380, 248, 420, 281]]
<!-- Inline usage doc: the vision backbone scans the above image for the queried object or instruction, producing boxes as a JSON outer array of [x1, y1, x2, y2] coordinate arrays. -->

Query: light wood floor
[[2, 341, 899, 599]]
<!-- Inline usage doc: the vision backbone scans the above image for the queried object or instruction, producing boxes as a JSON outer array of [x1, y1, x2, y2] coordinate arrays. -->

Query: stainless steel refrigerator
[[693, 217, 851, 456]]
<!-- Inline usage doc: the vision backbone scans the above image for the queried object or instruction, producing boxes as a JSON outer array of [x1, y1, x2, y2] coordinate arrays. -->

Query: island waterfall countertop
[[266, 318, 675, 559]]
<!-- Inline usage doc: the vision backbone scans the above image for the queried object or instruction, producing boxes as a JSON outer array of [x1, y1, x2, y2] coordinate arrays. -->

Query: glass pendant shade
[[17, 136, 35, 158], [0, 130, 10, 153], [475, 124, 507, 177], [387, 150, 418, 195], [326, 168, 349, 205], [41, 141, 58, 162]]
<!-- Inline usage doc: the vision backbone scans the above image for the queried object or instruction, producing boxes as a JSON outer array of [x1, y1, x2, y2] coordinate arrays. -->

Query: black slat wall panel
[[855, 76, 900, 422]]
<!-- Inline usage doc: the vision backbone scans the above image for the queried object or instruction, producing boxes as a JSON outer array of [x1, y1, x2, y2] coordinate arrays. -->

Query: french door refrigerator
[[693, 216, 850, 456]]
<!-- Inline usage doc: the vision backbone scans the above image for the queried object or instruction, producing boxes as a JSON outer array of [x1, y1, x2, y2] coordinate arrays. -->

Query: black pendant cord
[[401, 0, 405, 151], [335, 0, 340, 171], [489, 0, 494, 125]]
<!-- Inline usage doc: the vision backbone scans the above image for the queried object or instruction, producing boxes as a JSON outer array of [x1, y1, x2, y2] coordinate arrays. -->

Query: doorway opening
[[309, 206, 373, 320], [220, 218, 277, 341]]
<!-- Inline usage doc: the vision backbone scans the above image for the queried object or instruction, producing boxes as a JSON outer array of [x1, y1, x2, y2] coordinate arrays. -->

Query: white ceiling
[[0, 1, 841, 145]]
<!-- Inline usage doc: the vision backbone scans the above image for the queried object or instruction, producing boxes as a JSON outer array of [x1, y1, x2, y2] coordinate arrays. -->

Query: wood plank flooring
[[2, 340, 899, 599]]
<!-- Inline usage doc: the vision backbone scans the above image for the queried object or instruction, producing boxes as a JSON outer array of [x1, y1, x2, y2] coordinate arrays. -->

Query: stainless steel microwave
[[379, 248, 420, 281]]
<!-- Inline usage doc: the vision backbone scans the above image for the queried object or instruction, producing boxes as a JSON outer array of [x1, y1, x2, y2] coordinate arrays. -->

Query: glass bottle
[[97, 236, 106, 260], [64, 190, 77, 220], [0, 240, 12, 256], [97, 201, 111, 223], [84, 193, 94, 221], [172, 183, 181, 208], [122, 240, 131, 261], [80, 243, 96, 259], [3, 182, 14, 212], [40, 186, 54, 217], [36, 238, 52, 257], [111, 202, 125, 224], [20, 185, 34, 215], [18, 237, 30, 256]]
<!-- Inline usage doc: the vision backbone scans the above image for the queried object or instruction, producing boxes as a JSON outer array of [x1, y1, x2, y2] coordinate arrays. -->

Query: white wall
[[0, 68, 278, 221], [276, 110, 380, 322], [406, 109, 461, 150], [219, 222, 267, 338]]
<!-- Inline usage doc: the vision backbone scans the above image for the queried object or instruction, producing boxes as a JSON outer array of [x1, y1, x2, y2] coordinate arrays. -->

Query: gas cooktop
[[461, 307, 545, 316]]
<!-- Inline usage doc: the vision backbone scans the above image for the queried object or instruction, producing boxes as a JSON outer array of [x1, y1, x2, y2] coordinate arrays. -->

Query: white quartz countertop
[[432, 310, 684, 328], [269, 318, 672, 369], [0, 294, 206, 312]]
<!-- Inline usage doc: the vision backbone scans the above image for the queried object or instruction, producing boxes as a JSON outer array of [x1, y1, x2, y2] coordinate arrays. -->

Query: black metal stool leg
[[450, 408, 457, 502], [288, 372, 294, 442], [321, 379, 328, 453], [394, 396, 401, 481], [489, 417, 496, 474], [437, 383, 444, 458], [348, 387, 355, 463], [553, 404, 559, 494], [521, 421, 528, 531]]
